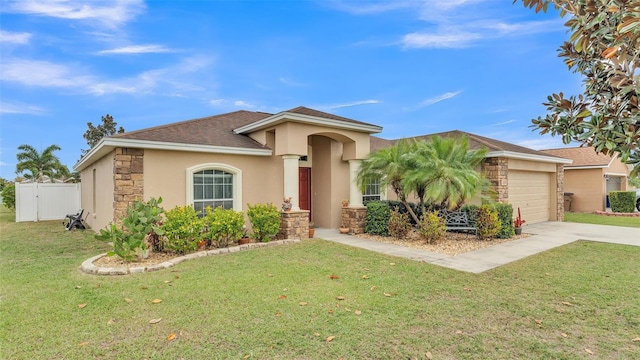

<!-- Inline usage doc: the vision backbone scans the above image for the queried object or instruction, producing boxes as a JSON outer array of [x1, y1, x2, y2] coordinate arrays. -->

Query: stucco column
[[348, 159, 363, 207], [282, 155, 300, 211]]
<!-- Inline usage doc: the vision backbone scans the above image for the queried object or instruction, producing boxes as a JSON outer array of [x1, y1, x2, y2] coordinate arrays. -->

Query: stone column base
[[341, 207, 367, 234], [279, 210, 310, 240]]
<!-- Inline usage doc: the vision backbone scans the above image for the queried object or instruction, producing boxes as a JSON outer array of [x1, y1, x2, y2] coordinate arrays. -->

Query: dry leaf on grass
[[314, 332, 320, 337], [124, 298, 133, 303], [585, 349, 594, 355], [389, 262, 396, 266], [78, 303, 87, 309], [354, 310, 362, 315], [75, 285, 82, 289], [152, 299, 162, 304], [384, 293, 392, 297], [107, 319, 115, 325], [455, 330, 463, 334], [329, 274, 339, 279], [336, 296, 345, 300], [326, 336, 335, 342], [561, 333, 568, 338], [562, 301, 574, 306], [370, 286, 377, 291], [632, 337, 640, 342], [167, 332, 176, 342], [298, 302, 308, 306], [275, 311, 282, 317], [278, 295, 287, 300], [78, 341, 89, 346], [149, 318, 162, 324], [426, 351, 433, 359]]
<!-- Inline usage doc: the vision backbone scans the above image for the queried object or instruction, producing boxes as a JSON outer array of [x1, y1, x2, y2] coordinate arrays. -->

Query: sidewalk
[[315, 222, 640, 274]]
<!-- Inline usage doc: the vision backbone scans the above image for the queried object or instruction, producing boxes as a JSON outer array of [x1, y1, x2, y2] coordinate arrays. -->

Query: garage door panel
[[508, 170, 551, 224]]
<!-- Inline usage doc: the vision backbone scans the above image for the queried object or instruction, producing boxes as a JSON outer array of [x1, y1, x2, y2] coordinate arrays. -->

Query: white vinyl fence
[[15, 182, 81, 222]]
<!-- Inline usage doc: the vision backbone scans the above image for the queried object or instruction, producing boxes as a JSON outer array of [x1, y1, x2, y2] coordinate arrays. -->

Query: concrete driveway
[[316, 222, 640, 273]]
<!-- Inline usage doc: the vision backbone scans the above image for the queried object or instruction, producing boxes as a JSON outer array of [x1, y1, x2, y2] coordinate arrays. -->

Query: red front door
[[299, 167, 311, 220]]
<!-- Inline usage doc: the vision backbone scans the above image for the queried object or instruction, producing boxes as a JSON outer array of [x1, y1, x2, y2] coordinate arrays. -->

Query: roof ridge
[[112, 110, 269, 138]]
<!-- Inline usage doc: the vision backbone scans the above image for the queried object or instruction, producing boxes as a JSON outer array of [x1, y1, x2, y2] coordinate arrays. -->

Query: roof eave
[[486, 151, 573, 164], [74, 138, 272, 172], [233, 112, 383, 134]]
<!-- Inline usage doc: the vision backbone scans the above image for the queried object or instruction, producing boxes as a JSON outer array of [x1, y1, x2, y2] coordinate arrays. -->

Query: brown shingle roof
[[374, 130, 566, 160], [112, 110, 272, 149], [540, 146, 614, 167], [285, 106, 379, 127]]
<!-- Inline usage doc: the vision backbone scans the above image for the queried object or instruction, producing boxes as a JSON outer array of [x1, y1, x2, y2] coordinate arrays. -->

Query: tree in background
[[15, 144, 68, 182], [82, 114, 125, 155], [1, 183, 15, 209], [518, 0, 640, 177]]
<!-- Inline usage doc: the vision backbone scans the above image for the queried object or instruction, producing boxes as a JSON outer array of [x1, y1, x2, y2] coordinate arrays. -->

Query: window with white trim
[[362, 177, 382, 203], [193, 169, 234, 213], [187, 163, 242, 213]]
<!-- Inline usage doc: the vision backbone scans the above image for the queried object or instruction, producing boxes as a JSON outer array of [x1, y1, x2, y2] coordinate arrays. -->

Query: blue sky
[[0, 0, 582, 180]]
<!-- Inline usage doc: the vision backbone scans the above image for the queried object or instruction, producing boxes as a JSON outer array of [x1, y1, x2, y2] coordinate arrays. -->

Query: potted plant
[[514, 207, 526, 235], [238, 227, 251, 245], [282, 197, 292, 212], [308, 222, 315, 238]]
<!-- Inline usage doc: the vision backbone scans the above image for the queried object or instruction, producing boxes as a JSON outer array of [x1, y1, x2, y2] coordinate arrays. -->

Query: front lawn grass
[[565, 211, 640, 228], [1, 205, 639, 359]]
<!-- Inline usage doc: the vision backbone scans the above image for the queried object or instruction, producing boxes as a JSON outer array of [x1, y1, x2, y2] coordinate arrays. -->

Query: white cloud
[[0, 30, 32, 44], [402, 31, 481, 48], [324, 0, 414, 15], [490, 119, 516, 126], [418, 91, 462, 107], [3, 0, 146, 28], [323, 100, 380, 110], [1, 55, 214, 97], [279, 77, 307, 87], [233, 100, 255, 108], [0, 59, 93, 88], [0, 101, 47, 115], [96, 44, 176, 55]]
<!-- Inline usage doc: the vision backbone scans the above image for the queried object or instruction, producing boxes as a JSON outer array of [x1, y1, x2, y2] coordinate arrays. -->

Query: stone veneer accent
[[341, 207, 367, 234], [279, 210, 310, 240], [556, 164, 565, 221], [482, 157, 509, 203], [113, 148, 144, 223]]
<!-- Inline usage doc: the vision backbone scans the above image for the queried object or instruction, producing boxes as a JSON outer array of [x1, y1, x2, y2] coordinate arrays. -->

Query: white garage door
[[508, 171, 551, 224]]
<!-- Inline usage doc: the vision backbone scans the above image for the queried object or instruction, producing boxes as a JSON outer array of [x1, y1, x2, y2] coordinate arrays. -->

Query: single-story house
[[541, 146, 633, 212], [75, 107, 571, 233]]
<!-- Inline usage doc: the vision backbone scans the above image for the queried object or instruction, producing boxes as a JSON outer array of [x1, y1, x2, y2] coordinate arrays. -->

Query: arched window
[[186, 164, 242, 213]]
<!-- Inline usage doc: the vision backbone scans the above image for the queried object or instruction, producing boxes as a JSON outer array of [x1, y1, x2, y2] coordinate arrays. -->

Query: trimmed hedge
[[608, 191, 636, 213], [365, 201, 390, 235]]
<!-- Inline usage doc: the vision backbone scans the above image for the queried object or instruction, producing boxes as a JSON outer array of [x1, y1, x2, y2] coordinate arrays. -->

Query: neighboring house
[[541, 146, 632, 212], [75, 107, 570, 232]]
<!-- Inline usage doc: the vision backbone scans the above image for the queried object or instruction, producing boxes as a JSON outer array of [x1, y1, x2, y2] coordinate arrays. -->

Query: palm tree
[[403, 136, 488, 212], [357, 139, 421, 223], [15, 144, 65, 182]]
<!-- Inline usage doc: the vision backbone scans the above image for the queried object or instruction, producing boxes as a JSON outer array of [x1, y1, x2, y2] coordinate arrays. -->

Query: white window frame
[[362, 176, 386, 203], [186, 163, 242, 212]]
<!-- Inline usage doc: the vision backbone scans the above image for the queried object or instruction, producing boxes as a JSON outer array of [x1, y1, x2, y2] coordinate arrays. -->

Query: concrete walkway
[[315, 222, 640, 273]]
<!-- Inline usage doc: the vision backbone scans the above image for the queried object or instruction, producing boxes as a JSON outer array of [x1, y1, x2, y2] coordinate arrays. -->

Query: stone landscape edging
[[80, 239, 300, 275]]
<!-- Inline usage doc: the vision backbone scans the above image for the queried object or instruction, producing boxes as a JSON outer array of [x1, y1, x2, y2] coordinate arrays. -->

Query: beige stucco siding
[[563, 168, 605, 212], [143, 149, 283, 215], [310, 136, 350, 228], [80, 150, 115, 231]]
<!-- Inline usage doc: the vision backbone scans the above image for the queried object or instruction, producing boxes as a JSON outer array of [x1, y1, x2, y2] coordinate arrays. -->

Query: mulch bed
[[355, 229, 530, 256]]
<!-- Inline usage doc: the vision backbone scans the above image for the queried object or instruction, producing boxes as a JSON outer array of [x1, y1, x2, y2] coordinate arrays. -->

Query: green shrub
[[476, 205, 501, 240], [162, 206, 204, 254], [1, 183, 15, 209], [203, 206, 245, 248], [385, 200, 424, 225], [460, 204, 479, 226], [494, 203, 514, 239], [418, 211, 447, 244], [365, 201, 390, 235], [608, 191, 636, 213], [388, 208, 411, 239], [95, 197, 165, 261], [247, 203, 281, 242]]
